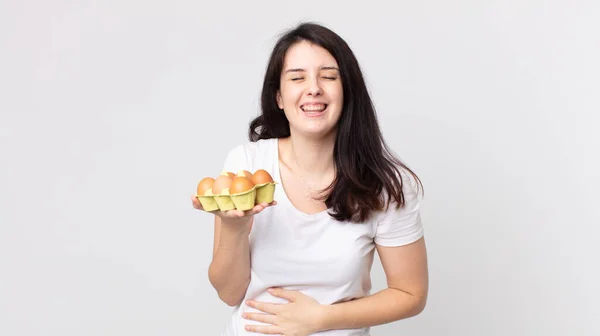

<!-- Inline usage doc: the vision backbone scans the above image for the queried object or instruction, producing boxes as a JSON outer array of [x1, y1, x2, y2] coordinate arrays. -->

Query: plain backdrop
[[1, 1, 599, 335]]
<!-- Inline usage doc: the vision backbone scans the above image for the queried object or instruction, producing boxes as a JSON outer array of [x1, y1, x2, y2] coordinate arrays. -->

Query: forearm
[[320, 288, 426, 331], [208, 222, 251, 306]]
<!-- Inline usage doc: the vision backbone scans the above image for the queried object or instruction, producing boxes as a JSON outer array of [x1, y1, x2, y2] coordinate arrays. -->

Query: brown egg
[[252, 169, 273, 185], [237, 170, 253, 180], [226, 171, 236, 179], [229, 176, 254, 194], [196, 177, 215, 196], [212, 174, 233, 195]]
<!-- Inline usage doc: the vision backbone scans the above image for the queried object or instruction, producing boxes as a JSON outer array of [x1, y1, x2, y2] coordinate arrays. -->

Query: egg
[[226, 171, 236, 179], [229, 176, 254, 195], [252, 169, 273, 185], [196, 177, 215, 196], [237, 170, 253, 180], [212, 174, 233, 195]]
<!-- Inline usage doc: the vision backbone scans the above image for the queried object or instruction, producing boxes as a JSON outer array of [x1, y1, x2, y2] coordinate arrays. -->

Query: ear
[[276, 91, 283, 109]]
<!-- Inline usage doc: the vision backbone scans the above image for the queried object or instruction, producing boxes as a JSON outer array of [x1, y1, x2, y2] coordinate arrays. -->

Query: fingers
[[252, 204, 266, 214], [221, 203, 274, 218], [242, 312, 277, 325], [236, 202, 273, 217], [251, 201, 277, 214], [230, 209, 247, 218], [244, 324, 281, 334], [216, 209, 241, 218], [246, 300, 282, 314], [190, 196, 203, 210], [267, 287, 297, 302], [191, 195, 277, 216]]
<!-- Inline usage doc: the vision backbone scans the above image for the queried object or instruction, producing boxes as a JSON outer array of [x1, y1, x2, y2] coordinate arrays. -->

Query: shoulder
[[371, 166, 424, 246], [221, 138, 278, 172]]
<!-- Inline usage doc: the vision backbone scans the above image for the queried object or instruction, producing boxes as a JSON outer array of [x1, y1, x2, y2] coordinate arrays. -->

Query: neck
[[281, 131, 336, 179]]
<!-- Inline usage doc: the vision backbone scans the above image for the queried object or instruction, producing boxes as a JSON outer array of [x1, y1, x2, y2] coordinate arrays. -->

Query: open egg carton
[[195, 169, 277, 211]]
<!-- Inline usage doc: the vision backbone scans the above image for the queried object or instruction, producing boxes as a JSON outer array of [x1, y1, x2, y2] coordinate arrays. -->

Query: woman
[[192, 22, 428, 336]]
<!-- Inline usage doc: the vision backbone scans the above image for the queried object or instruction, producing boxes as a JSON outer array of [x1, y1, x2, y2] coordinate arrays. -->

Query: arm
[[208, 215, 252, 307], [320, 237, 428, 331]]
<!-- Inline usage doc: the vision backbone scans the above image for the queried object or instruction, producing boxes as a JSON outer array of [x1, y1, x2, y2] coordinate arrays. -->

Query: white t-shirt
[[219, 138, 424, 336]]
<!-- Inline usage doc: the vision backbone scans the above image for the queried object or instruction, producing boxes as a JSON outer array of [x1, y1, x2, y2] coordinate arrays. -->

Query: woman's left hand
[[243, 287, 327, 335]]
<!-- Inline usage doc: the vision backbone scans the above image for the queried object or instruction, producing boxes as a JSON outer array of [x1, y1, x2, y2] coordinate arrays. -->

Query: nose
[[306, 77, 323, 96]]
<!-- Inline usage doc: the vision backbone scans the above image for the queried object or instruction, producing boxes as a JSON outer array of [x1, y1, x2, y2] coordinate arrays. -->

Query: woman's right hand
[[190, 195, 277, 224]]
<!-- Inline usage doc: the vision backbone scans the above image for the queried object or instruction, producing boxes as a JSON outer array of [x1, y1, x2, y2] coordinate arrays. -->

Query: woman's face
[[277, 40, 344, 139]]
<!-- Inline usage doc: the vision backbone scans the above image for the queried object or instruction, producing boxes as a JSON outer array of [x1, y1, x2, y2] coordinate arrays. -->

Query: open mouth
[[300, 103, 328, 115]]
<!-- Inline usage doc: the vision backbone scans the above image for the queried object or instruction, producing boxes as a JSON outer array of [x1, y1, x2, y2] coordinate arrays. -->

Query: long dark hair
[[249, 22, 423, 223]]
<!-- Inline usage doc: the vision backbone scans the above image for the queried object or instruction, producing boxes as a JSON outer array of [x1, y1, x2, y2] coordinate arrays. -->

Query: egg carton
[[196, 170, 277, 212]]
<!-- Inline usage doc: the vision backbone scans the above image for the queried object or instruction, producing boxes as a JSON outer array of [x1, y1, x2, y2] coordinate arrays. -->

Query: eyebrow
[[284, 66, 340, 73]]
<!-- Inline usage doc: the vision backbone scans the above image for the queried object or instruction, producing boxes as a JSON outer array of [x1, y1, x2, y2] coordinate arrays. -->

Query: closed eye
[[290, 76, 337, 81]]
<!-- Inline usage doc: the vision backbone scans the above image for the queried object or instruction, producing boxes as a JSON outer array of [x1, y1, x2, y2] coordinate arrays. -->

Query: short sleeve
[[221, 144, 249, 173], [374, 170, 424, 247]]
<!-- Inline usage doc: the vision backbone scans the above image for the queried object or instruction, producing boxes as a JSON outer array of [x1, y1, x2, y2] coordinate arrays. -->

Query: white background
[[1, 1, 599, 335]]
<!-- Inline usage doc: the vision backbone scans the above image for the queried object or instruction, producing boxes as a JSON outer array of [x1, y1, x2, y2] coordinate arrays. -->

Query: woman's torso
[[221, 138, 378, 336]]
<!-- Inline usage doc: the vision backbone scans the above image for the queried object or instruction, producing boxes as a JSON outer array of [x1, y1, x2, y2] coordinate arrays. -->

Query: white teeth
[[301, 104, 326, 112]]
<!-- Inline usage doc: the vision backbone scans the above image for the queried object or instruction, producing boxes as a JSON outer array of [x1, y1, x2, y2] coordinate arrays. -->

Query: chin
[[294, 125, 338, 139]]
